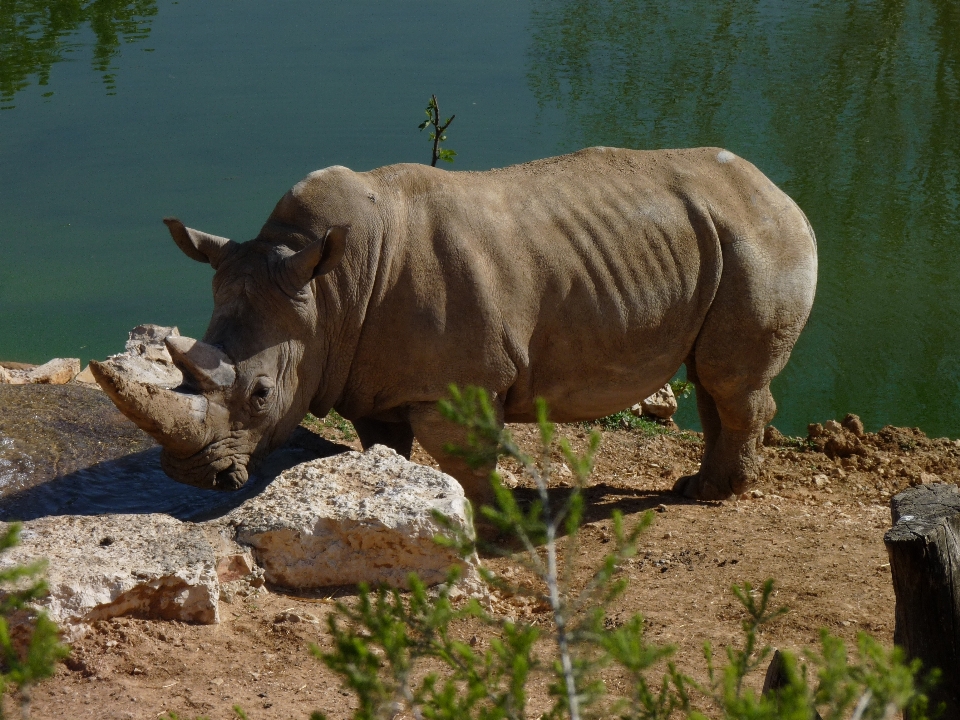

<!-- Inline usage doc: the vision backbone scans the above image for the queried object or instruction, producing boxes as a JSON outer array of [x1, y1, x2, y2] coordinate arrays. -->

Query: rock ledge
[[4, 445, 473, 633]]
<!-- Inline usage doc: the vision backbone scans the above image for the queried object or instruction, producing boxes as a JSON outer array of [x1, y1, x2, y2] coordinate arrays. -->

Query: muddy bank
[[0, 383, 154, 498], [0, 383, 349, 522]]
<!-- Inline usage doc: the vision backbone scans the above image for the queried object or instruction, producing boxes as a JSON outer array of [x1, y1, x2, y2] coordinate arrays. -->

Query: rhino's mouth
[[160, 443, 252, 491]]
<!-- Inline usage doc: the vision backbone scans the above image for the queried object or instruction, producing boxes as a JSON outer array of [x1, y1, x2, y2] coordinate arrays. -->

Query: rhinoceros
[[91, 147, 817, 502]]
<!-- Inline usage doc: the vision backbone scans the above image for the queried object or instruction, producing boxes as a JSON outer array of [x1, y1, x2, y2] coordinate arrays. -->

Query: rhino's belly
[[501, 308, 703, 423]]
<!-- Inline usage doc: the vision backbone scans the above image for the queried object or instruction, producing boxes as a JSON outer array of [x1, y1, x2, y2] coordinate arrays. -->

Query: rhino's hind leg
[[353, 417, 415, 459], [675, 239, 813, 501], [673, 382, 775, 501]]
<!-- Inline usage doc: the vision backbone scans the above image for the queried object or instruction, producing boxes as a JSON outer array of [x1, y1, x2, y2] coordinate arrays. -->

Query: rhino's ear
[[280, 226, 348, 293], [163, 217, 238, 270]]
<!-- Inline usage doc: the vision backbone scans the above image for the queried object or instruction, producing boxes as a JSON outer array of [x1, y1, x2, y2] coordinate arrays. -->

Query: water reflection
[[0, 0, 157, 108], [528, 0, 960, 435]]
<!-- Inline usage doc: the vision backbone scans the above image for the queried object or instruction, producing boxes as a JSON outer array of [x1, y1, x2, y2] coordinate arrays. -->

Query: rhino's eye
[[250, 378, 275, 412]]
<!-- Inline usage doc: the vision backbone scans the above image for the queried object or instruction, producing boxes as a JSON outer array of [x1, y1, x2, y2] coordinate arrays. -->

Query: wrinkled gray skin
[[92, 147, 817, 503]]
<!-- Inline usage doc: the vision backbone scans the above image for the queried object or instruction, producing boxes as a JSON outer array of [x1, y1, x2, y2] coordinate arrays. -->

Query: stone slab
[[1, 514, 219, 633], [228, 445, 472, 589]]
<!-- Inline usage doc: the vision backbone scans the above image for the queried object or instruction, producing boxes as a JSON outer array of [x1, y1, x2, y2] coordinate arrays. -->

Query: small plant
[[587, 410, 674, 435], [310, 386, 937, 720], [0, 524, 69, 720], [418, 94, 456, 166], [669, 378, 694, 400], [302, 410, 356, 442]]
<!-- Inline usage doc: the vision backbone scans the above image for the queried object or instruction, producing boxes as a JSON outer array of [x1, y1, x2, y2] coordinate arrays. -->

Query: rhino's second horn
[[165, 336, 236, 391]]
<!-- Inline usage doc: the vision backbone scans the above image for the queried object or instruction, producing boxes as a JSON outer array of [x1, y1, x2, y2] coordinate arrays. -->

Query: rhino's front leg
[[353, 417, 415, 459], [407, 400, 502, 509]]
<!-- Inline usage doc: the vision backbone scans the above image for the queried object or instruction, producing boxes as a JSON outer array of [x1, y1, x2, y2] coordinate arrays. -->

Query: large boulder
[[2, 442, 475, 634], [1, 514, 219, 636], [229, 445, 472, 589]]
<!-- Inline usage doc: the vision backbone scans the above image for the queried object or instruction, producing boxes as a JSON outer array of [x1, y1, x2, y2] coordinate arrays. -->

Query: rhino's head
[[91, 217, 348, 490]]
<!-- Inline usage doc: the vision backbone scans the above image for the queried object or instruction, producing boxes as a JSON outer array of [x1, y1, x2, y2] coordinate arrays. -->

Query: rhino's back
[[350, 148, 807, 421]]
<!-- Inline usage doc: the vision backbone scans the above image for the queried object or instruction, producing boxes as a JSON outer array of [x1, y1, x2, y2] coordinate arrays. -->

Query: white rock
[[1, 514, 219, 634], [228, 445, 473, 589], [0, 358, 80, 385], [634, 383, 678, 420], [73, 364, 98, 386], [96, 324, 183, 389]]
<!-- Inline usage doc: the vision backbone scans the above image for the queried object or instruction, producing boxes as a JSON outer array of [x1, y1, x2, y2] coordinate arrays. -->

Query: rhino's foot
[[672, 472, 737, 501]]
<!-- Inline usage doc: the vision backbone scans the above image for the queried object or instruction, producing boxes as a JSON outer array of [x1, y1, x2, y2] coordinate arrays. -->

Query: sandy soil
[[17, 416, 960, 719]]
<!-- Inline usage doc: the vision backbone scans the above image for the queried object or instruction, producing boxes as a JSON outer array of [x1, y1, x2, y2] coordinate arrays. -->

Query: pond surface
[[1, 0, 959, 438]]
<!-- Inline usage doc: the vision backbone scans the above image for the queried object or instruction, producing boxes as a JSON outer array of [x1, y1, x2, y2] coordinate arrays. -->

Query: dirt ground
[[18, 415, 960, 719]]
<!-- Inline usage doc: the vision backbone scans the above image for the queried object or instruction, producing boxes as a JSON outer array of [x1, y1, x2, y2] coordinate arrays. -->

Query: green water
[[1, 0, 958, 438]]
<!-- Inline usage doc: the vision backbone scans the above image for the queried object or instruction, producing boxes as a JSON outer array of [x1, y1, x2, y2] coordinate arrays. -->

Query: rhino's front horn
[[165, 336, 236, 391], [89, 360, 209, 455]]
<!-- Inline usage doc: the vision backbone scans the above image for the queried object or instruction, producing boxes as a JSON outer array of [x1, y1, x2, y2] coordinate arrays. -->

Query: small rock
[[841, 413, 865, 437], [216, 553, 254, 583], [813, 474, 829, 489], [919, 472, 940, 485], [638, 384, 678, 420], [824, 433, 864, 459], [807, 423, 824, 439], [498, 469, 520, 489], [274, 609, 319, 625], [73, 364, 98, 386], [763, 426, 785, 447], [750, 489, 764, 498], [655, 504, 667, 513], [825, 419, 843, 434]]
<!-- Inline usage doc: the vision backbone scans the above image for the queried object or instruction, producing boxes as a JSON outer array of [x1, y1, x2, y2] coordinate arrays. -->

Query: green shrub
[[587, 409, 675, 435], [0, 523, 69, 719], [309, 386, 938, 720]]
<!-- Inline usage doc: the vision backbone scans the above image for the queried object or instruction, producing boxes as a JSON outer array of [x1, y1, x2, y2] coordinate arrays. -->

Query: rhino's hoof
[[672, 473, 734, 501]]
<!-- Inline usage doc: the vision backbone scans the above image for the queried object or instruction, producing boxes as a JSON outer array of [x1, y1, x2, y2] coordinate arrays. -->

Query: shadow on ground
[[0, 427, 350, 523]]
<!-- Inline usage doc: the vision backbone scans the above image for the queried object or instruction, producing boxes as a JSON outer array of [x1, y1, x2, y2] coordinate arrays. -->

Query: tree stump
[[762, 649, 823, 720], [884, 483, 960, 718]]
